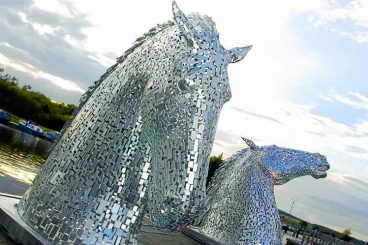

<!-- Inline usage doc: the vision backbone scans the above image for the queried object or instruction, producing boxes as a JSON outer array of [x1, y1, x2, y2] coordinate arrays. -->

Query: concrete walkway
[[0, 231, 13, 245], [139, 218, 201, 245], [0, 219, 202, 245], [0, 193, 201, 245]]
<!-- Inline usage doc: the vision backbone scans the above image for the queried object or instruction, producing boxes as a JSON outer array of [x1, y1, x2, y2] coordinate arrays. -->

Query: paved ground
[[0, 194, 201, 245], [139, 218, 201, 245], [0, 229, 14, 245], [0, 229, 294, 245], [0, 222, 201, 245]]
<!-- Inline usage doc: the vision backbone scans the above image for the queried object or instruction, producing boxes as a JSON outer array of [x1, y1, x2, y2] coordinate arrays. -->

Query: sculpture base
[[0, 193, 49, 245], [0, 192, 212, 245], [182, 227, 223, 245]]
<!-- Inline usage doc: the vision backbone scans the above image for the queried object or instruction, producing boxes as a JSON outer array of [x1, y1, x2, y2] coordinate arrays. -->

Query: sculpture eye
[[177, 79, 191, 92]]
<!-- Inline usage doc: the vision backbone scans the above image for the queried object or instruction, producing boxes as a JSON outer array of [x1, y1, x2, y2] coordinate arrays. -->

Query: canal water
[[0, 124, 53, 195]]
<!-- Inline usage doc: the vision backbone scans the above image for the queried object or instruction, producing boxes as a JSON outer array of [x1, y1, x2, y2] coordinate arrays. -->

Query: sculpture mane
[[61, 22, 174, 134]]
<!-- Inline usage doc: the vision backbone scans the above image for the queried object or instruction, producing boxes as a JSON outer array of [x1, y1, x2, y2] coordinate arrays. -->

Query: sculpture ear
[[172, 1, 201, 47], [241, 137, 257, 150], [228, 46, 252, 63]]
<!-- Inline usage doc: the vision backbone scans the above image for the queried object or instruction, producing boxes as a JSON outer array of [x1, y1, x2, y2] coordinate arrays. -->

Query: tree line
[[0, 68, 76, 131]]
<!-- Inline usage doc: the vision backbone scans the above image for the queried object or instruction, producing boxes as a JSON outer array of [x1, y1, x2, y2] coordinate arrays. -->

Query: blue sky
[[0, 0, 367, 240], [288, 13, 368, 126]]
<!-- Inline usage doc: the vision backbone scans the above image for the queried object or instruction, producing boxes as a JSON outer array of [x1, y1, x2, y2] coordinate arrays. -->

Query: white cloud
[[322, 91, 368, 110], [341, 30, 368, 43], [32, 0, 75, 18], [48, 0, 326, 85], [307, 0, 368, 43], [18, 11, 60, 35], [0, 52, 85, 94], [213, 96, 368, 174], [356, 120, 368, 133], [350, 91, 368, 103], [0, 42, 31, 58]]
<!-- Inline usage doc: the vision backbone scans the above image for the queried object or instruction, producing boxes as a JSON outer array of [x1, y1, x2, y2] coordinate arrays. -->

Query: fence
[[299, 230, 352, 245]]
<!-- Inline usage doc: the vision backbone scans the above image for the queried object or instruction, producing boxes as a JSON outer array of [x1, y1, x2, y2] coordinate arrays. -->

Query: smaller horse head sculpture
[[242, 137, 330, 184], [197, 138, 330, 245]]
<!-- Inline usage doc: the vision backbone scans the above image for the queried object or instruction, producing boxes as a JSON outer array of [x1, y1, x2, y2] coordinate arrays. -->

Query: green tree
[[299, 221, 308, 230], [206, 153, 223, 186], [340, 228, 352, 242], [22, 85, 32, 90], [0, 68, 76, 131]]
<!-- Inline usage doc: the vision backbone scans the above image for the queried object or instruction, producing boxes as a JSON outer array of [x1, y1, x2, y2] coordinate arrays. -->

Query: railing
[[300, 230, 352, 245]]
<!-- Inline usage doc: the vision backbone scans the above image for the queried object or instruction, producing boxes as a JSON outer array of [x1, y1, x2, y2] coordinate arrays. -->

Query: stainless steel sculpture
[[17, 2, 251, 244], [196, 138, 329, 245]]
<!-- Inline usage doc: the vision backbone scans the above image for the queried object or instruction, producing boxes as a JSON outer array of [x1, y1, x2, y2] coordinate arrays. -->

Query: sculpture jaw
[[145, 122, 215, 230], [311, 163, 330, 179]]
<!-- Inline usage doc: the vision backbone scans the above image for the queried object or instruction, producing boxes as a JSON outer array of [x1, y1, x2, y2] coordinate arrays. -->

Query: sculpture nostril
[[319, 163, 330, 171]]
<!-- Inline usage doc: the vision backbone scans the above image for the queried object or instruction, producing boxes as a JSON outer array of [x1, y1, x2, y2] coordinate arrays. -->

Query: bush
[[340, 228, 352, 242], [206, 153, 223, 186]]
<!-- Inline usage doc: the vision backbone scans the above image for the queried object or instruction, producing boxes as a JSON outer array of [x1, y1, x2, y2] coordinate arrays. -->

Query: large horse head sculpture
[[17, 1, 251, 244], [142, 2, 251, 230]]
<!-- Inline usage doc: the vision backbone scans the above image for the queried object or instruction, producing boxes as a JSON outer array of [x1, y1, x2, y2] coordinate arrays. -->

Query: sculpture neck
[[198, 151, 282, 245], [240, 163, 282, 244]]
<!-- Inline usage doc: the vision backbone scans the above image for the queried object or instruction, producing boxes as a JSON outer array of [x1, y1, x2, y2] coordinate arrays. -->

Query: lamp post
[[289, 198, 296, 215]]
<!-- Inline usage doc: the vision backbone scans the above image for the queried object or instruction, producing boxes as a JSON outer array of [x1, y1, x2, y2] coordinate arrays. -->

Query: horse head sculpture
[[143, 2, 251, 230], [17, 2, 251, 244], [242, 137, 330, 185], [197, 138, 330, 245]]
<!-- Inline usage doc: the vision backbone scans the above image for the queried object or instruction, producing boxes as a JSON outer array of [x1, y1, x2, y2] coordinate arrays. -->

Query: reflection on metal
[[16, 2, 251, 244], [197, 138, 329, 245]]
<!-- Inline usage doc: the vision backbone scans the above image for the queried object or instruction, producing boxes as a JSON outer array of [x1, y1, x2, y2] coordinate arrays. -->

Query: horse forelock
[[189, 14, 219, 40]]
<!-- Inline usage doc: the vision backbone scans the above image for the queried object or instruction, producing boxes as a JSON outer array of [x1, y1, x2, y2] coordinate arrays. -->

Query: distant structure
[[196, 138, 329, 245], [17, 2, 251, 244]]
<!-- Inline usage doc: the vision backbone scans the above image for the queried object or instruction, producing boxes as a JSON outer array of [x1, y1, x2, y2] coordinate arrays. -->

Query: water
[[0, 124, 53, 195]]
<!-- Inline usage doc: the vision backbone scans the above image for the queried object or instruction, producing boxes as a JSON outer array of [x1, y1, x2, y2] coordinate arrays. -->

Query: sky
[[0, 0, 367, 241]]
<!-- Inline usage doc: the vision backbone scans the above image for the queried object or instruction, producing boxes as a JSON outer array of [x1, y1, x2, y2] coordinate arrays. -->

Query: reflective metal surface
[[197, 138, 329, 245], [17, 2, 251, 244]]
